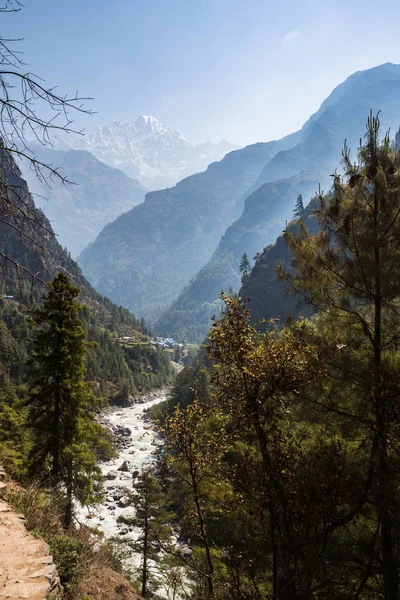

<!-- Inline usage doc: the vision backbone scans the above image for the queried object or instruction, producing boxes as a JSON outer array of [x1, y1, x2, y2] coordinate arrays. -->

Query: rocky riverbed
[[77, 388, 167, 539]]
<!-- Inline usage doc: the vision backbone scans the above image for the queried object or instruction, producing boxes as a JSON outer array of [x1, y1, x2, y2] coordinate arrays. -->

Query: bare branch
[[0, 8, 93, 286]]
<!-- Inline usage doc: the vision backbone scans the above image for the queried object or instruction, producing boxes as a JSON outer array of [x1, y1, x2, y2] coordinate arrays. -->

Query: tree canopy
[[27, 272, 112, 526]]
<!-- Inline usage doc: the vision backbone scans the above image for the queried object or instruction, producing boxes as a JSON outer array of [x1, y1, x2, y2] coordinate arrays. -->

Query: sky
[[4, 0, 400, 146]]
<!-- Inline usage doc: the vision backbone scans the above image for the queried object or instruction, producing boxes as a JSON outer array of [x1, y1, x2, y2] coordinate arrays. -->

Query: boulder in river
[[118, 496, 131, 508], [117, 460, 131, 472], [113, 490, 125, 501], [180, 544, 193, 558], [131, 470, 140, 479], [118, 427, 132, 436], [106, 469, 118, 480]]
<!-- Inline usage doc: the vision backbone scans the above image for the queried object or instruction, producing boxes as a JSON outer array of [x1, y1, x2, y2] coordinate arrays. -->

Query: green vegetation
[[49, 535, 85, 590], [292, 192, 304, 218], [114, 471, 173, 598], [137, 115, 400, 599], [239, 252, 251, 284], [27, 273, 112, 526]]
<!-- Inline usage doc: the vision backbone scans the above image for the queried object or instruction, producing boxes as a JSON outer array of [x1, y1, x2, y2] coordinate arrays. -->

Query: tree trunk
[[52, 386, 61, 478]]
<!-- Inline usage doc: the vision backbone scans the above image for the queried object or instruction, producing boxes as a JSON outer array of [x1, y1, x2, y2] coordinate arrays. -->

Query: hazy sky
[[5, 0, 400, 145]]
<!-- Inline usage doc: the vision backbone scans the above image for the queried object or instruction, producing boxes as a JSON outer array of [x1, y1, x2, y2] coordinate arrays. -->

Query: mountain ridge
[[52, 115, 239, 190], [78, 138, 292, 320], [22, 147, 147, 257], [153, 63, 400, 340], [79, 63, 400, 338]]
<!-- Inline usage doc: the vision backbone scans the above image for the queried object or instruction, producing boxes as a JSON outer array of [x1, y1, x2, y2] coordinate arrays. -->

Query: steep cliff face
[[252, 63, 400, 192]]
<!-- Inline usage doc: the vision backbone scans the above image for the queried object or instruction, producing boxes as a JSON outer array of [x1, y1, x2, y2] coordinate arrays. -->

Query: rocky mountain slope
[[154, 176, 319, 341], [153, 63, 400, 340], [52, 116, 238, 190], [22, 147, 146, 257], [253, 82, 400, 191]]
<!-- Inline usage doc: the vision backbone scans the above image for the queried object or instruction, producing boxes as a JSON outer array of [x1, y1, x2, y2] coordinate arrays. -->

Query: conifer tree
[[124, 471, 173, 598], [280, 112, 400, 600], [27, 272, 111, 526], [293, 193, 304, 218], [239, 252, 251, 283]]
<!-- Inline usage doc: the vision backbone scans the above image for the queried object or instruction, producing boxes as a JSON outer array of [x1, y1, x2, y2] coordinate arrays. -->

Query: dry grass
[[6, 480, 65, 536], [76, 563, 142, 600]]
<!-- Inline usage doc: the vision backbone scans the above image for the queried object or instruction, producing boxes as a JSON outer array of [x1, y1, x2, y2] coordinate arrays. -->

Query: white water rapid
[[79, 389, 167, 538]]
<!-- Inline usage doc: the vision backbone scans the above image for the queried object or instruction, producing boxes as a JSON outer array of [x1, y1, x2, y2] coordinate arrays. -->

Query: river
[[79, 389, 167, 539]]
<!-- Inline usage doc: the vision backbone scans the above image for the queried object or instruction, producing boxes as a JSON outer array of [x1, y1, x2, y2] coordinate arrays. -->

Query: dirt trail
[[0, 466, 61, 600]]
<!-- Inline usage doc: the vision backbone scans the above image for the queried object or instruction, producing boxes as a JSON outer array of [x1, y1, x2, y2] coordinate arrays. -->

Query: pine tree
[[116, 471, 173, 598], [27, 272, 111, 526], [293, 193, 304, 218], [280, 112, 400, 599], [239, 252, 251, 284]]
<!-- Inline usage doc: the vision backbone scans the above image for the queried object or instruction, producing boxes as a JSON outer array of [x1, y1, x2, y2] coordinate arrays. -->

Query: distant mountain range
[[78, 138, 293, 320], [51, 116, 239, 190], [78, 63, 400, 340]]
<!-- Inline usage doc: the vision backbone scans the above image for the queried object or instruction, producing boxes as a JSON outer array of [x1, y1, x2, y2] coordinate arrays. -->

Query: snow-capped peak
[[50, 117, 238, 190]]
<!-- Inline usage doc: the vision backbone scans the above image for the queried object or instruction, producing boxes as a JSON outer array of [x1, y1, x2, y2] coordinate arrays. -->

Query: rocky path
[[0, 467, 61, 600]]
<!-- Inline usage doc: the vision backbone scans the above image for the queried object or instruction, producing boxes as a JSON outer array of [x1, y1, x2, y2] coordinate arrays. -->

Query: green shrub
[[50, 534, 84, 590]]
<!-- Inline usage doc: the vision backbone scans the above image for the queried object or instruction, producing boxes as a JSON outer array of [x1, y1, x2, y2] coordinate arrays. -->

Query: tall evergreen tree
[[281, 112, 400, 599], [27, 272, 111, 526], [128, 471, 172, 598], [293, 193, 304, 218], [239, 252, 251, 283]]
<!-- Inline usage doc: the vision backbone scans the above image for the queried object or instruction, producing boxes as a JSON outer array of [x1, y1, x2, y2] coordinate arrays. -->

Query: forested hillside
[[0, 153, 173, 416], [154, 114, 400, 599], [155, 176, 319, 341]]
